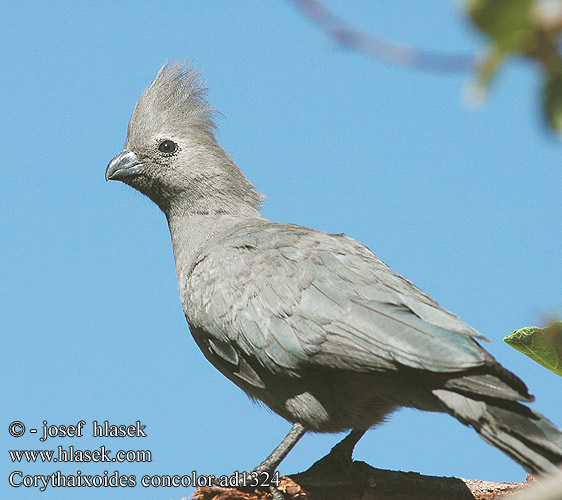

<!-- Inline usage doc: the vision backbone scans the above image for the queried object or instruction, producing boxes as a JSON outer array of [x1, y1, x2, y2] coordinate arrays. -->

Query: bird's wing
[[186, 220, 492, 381]]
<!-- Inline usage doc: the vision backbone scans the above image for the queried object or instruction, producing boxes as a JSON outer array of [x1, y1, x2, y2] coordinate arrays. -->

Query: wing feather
[[186, 221, 491, 379]]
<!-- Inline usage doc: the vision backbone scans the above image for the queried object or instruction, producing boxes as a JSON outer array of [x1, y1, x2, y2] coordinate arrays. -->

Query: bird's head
[[106, 62, 263, 217]]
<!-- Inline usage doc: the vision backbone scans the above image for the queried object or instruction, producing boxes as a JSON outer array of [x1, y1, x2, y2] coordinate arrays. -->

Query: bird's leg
[[250, 422, 306, 500], [304, 428, 366, 480], [328, 428, 366, 461], [251, 422, 307, 474]]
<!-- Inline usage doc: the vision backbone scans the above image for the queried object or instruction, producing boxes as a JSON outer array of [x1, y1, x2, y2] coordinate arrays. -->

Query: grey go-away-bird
[[106, 63, 562, 494]]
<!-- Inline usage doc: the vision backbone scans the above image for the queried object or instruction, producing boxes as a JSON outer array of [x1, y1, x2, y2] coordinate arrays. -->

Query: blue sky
[[2, 2, 561, 499]]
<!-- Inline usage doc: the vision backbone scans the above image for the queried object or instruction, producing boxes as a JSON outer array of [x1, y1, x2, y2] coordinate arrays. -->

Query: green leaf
[[544, 62, 562, 134], [504, 322, 562, 376], [474, 46, 506, 91], [467, 0, 533, 51]]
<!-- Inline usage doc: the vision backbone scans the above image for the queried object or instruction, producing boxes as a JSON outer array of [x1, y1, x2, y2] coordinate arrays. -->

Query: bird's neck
[[166, 207, 264, 297]]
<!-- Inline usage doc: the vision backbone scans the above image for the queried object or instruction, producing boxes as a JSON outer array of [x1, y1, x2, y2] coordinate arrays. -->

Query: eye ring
[[158, 140, 179, 155]]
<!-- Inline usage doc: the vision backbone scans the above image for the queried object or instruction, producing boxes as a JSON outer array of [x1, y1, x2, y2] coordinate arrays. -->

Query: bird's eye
[[158, 140, 178, 154]]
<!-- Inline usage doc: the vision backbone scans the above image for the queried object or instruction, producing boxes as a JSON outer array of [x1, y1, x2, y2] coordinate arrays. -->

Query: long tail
[[433, 388, 562, 474]]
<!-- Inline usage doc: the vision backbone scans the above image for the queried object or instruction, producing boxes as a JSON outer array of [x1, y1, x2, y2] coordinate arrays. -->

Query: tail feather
[[433, 389, 562, 474]]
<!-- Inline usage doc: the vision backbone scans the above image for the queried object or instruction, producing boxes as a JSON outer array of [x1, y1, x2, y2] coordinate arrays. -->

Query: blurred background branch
[[289, 0, 476, 72], [289, 0, 562, 134]]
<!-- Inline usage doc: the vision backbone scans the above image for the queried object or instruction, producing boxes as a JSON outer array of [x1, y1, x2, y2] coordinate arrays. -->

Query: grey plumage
[[106, 62, 562, 479]]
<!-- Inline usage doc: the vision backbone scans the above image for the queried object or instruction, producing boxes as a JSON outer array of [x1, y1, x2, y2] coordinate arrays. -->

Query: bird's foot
[[296, 430, 367, 488], [207, 468, 284, 499], [247, 465, 284, 500], [305, 447, 355, 481]]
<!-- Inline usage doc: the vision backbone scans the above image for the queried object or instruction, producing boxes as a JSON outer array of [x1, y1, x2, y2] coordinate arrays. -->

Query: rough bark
[[192, 459, 536, 500]]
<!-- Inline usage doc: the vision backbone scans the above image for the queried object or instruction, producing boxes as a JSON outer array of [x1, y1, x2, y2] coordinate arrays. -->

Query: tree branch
[[288, 0, 476, 73], [192, 459, 535, 500]]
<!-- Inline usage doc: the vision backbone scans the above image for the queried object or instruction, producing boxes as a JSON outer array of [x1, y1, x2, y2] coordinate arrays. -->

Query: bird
[[106, 62, 562, 495]]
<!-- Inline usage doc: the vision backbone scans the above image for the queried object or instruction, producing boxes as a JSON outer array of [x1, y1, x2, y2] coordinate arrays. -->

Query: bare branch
[[192, 461, 534, 500], [289, 0, 476, 73], [507, 467, 562, 500]]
